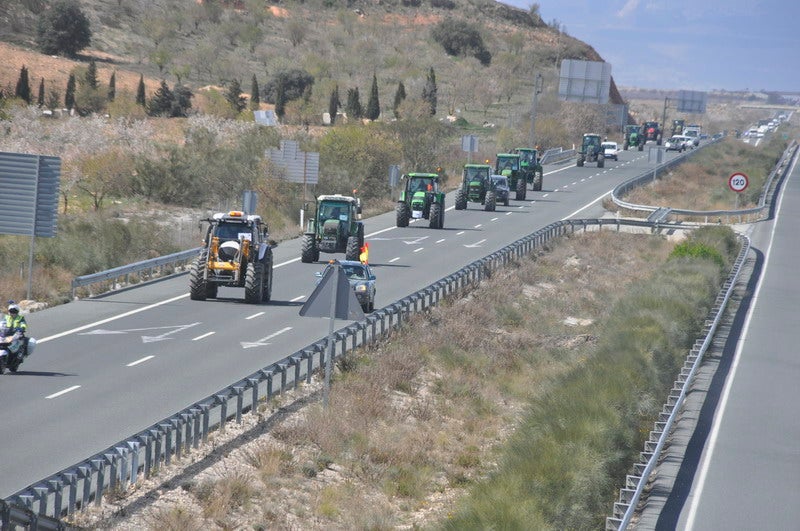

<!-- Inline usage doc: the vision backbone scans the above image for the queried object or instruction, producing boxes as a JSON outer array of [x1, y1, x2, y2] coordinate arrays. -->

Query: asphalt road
[[0, 145, 681, 498], [660, 147, 800, 529]]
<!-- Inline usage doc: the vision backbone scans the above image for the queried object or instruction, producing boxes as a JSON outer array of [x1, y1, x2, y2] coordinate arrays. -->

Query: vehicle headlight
[[355, 284, 367, 292]]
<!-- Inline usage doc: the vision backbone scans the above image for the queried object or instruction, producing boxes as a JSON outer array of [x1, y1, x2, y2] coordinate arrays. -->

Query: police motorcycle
[[0, 327, 35, 374]]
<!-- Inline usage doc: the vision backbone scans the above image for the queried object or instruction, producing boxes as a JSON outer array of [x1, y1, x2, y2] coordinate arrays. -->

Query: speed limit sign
[[729, 172, 749, 192]]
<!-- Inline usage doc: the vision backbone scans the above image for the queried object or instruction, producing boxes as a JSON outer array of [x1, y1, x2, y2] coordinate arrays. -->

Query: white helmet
[[7, 302, 20, 314]]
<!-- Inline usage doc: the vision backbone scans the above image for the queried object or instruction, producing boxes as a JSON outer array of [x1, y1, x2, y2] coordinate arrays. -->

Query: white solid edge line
[[684, 148, 797, 530], [127, 355, 155, 367], [561, 188, 615, 220], [46, 385, 81, 399], [192, 331, 215, 341]]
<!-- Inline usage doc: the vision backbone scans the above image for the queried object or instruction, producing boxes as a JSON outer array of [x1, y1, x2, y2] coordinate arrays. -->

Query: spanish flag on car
[[359, 242, 369, 264]]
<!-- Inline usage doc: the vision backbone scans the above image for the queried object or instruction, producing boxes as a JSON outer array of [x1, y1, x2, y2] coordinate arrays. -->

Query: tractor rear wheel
[[455, 189, 467, 210], [346, 236, 361, 260], [577, 155, 585, 167], [396, 201, 410, 227], [189, 253, 209, 301], [534, 170, 543, 191], [301, 234, 319, 263], [484, 191, 496, 212], [244, 262, 264, 304]]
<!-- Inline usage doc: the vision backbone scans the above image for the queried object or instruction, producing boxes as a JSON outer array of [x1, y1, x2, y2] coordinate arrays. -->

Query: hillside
[[1, 0, 617, 127]]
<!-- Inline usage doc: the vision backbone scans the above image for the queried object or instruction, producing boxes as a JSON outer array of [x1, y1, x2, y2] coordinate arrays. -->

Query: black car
[[490, 174, 510, 206]]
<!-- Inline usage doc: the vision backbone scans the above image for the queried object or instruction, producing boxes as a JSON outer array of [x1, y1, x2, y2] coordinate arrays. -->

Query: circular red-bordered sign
[[729, 172, 749, 192]]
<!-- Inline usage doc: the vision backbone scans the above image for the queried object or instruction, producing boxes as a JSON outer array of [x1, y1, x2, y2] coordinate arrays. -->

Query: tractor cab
[[495, 154, 520, 175]]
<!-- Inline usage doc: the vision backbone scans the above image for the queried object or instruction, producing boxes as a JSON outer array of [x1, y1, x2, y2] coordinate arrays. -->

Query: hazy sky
[[500, 0, 799, 92]]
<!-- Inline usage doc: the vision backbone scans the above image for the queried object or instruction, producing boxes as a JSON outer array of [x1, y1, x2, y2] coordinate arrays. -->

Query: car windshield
[[491, 177, 508, 187], [342, 265, 367, 279]]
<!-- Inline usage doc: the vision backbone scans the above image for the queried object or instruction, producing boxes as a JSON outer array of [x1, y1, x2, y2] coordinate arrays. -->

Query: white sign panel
[[558, 60, 611, 105]]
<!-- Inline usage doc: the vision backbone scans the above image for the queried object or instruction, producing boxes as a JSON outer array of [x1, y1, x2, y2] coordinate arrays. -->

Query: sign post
[[728, 172, 749, 218]]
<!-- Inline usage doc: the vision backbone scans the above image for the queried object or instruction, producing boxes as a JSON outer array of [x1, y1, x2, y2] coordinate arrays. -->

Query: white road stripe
[[413, 248, 424, 253], [436, 239, 445, 243], [46, 386, 80, 399], [491, 217, 499, 222], [389, 257, 400, 263], [457, 231, 465, 235], [474, 224, 482, 228], [192, 332, 215, 341], [127, 355, 155, 367], [246, 312, 264, 320], [290, 295, 305, 302]]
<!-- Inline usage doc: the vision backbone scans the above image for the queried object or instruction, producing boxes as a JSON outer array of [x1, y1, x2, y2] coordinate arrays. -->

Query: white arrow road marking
[[80, 323, 201, 343], [192, 332, 215, 341], [141, 323, 201, 343], [127, 355, 154, 367], [240, 326, 292, 349], [47, 386, 80, 399], [464, 239, 486, 248]]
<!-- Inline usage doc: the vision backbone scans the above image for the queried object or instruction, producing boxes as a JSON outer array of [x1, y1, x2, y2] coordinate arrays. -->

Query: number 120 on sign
[[729, 172, 749, 192]]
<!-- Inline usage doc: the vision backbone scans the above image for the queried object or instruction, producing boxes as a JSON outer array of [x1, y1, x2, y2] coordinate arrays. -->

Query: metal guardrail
[[70, 248, 201, 299], [1, 499, 67, 530], [611, 139, 798, 221], [539, 146, 576, 165], [605, 234, 751, 530], [7, 217, 681, 525]]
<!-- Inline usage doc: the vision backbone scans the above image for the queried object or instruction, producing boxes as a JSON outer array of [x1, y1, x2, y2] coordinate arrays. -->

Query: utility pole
[[529, 72, 544, 147]]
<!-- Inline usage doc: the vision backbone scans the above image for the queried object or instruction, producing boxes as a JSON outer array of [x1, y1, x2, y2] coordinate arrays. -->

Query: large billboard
[[558, 59, 612, 105], [677, 90, 707, 114]]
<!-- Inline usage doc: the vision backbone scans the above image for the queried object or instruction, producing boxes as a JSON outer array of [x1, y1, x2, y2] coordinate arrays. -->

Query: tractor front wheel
[[301, 234, 319, 263], [396, 201, 410, 227], [534, 170, 543, 191], [189, 253, 209, 301], [515, 178, 526, 201], [455, 189, 467, 210], [484, 191, 496, 212], [244, 262, 265, 304], [346, 235, 361, 260]]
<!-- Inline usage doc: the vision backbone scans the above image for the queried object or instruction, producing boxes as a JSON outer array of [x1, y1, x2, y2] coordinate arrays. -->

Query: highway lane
[[668, 148, 800, 529], [0, 146, 678, 497]]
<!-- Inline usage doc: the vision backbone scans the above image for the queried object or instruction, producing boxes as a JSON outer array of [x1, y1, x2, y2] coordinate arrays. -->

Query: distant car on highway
[[489, 174, 510, 206], [600, 141, 619, 161], [665, 135, 692, 152], [315, 260, 376, 312]]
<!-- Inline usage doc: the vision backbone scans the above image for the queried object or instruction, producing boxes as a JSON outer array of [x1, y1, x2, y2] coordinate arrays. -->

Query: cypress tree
[[250, 74, 260, 109], [365, 73, 380, 120], [225, 79, 246, 113], [37, 78, 45, 107], [422, 67, 437, 116], [275, 81, 286, 120], [148, 80, 174, 117], [108, 71, 116, 101], [136, 74, 146, 106], [328, 85, 340, 125], [65, 73, 76, 109], [346, 87, 362, 120], [393, 81, 406, 118], [15, 65, 31, 104], [85, 59, 98, 89]]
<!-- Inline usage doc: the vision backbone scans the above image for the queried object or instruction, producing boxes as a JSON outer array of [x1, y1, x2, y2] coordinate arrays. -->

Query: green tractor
[[396, 172, 445, 229], [454, 163, 498, 211], [301, 194, 364, 263], [576, 133, 605, 167], [514, 147, 544, 191], [494, 153, 526, 200], [623, 125, 644, 151]]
